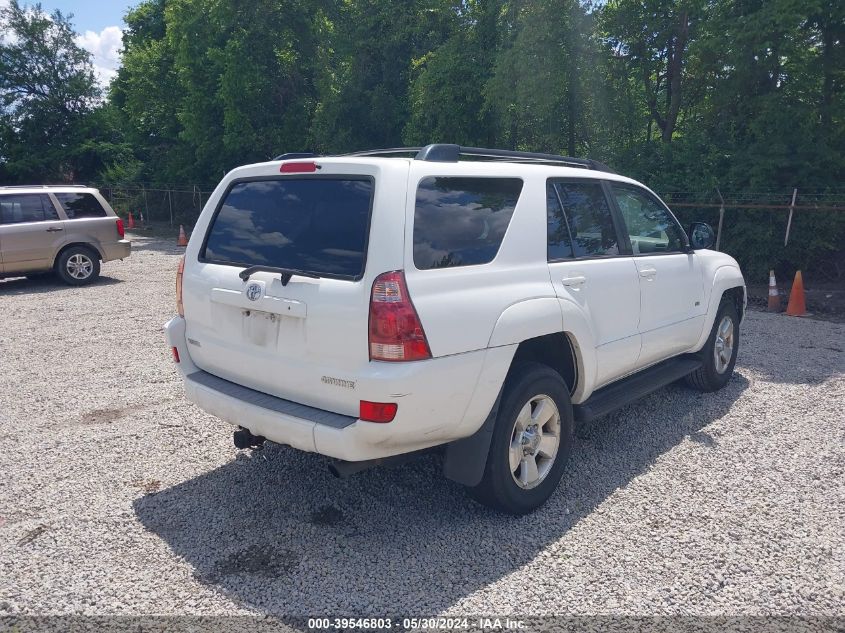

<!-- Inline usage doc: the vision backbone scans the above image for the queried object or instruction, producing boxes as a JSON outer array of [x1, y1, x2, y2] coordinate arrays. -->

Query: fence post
[[715, 187, 725, 251], [784, 188, 798, 246], [167, 188, 174, 227]]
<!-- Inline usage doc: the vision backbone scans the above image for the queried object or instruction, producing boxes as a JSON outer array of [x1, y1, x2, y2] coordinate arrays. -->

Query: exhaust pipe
[[233, 428, 265, 450], [328, 449, 432, 478]]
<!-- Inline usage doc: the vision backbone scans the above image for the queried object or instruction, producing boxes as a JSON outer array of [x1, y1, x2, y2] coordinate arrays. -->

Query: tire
[[55, 246, 100, 286], [686, 298, 740, 392], [468, 362, 574, 515]]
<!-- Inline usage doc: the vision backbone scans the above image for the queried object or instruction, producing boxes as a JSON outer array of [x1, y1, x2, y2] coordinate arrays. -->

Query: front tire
[[55, 246, 100, 286], [686, 298, 740, 392], [469, 363, 574, 515]]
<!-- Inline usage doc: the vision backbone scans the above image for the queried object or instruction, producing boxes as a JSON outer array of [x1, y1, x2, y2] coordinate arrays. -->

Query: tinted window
[[551, 181, 619, 257], [413, 177, 522, 269], [0, 194, 57, 224], [611, 184, 686, 254], [202, 178, 374, 279], [547, 183, 574, 260], [55, 193, 108, 219]]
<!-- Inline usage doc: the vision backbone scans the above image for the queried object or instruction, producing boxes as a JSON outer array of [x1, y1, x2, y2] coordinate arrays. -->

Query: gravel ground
[[1, 233, 843, 622]]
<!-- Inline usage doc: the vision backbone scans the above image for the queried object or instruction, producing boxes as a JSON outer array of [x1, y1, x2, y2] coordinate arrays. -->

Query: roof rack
[[415, 144, 614, 172], [272, 152, 317, 161], [0, 184, 89, 189], [272, 144, 613, 172]]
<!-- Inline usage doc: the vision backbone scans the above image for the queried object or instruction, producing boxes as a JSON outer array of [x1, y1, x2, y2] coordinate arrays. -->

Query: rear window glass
[[413, 177, 523, 269], [55, 193, 108, 218], [202, 177, 374, 279]]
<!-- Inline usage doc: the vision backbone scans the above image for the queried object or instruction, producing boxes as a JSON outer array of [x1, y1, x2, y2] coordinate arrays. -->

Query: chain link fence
[[93, 183, 845, 281]]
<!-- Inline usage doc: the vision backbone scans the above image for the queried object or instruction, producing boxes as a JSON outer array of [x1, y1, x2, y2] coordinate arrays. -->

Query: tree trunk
[[661, 10, 689, 143]]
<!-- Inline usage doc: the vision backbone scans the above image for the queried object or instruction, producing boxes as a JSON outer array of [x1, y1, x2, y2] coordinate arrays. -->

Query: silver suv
[[0, 185, 131, 285]]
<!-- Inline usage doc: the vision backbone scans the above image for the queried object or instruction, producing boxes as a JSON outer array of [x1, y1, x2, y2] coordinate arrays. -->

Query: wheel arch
[[53, 241, 104, 268], [692, 266, 746, 352]]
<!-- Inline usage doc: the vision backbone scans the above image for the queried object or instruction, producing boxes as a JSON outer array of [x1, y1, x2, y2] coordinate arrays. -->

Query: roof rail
[[271, 145, 613, 172], [0, 184, 90, 189], [344, 148, 422, 157], [415, 144, 614, 172], [273, 152, 317, 161]]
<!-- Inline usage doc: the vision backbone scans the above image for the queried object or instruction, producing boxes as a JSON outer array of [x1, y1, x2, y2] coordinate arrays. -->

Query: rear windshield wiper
[[239, 265, 321, 286]]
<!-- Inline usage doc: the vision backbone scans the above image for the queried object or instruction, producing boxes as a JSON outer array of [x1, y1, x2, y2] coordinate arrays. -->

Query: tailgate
[[181, 158, 409, 416]]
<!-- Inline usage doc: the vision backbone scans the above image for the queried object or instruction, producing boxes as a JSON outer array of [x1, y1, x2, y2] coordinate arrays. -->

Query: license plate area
[[241, 308, 281, 347]]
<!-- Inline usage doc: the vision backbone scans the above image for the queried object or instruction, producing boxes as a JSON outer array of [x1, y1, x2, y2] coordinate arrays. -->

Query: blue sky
[[40, 0, 130, 33], [2, 0, 134, 85]]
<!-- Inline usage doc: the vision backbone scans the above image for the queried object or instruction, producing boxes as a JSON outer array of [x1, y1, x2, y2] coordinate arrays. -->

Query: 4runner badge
[[245, 282, 263, 302]]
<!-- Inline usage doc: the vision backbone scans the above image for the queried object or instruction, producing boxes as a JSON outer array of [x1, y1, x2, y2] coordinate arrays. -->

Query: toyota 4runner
[[165, 144, 745, 514]]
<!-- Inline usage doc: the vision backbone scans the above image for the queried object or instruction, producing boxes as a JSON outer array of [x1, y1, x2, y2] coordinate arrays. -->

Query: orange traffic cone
[[127, 212, 136, 230], [177, 225, 189, 247], [767, 269, 781, 312], [785, 270, 809, 317]]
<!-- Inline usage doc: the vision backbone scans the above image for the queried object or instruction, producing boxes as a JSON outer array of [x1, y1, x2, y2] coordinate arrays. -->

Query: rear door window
[[202, 177, 374, 279], [0, 194, 57, 224], [413, 177, 523, 269], [54, 193, 108, 219], [548, 180, 619, 258]]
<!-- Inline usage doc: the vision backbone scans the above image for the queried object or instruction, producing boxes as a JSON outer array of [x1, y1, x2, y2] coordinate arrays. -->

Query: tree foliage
[[0, 0, 843, 279], [0, 0, 128, 181]]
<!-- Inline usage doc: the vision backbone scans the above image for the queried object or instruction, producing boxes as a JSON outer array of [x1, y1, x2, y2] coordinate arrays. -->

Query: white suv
[[165, 144, 745, 514]]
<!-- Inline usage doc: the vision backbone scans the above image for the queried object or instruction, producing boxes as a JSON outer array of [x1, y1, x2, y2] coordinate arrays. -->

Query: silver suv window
[[0, 194, 58, 224], [413, 177, 523, 270], [54, 193, 108, 219]]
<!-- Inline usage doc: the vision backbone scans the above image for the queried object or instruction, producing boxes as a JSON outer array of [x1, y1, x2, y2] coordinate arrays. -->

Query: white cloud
[[75, 25, 123, 87]]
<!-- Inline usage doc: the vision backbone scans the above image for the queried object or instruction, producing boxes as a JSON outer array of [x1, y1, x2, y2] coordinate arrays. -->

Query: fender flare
[[692, 265, 745, 352], [444, 298, 596, 487]]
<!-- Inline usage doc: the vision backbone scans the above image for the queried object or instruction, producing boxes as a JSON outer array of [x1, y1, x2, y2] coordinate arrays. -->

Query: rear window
[[55, 193, 108, 219], [202, 177, 374, 279], [413, 177, 523, 269]]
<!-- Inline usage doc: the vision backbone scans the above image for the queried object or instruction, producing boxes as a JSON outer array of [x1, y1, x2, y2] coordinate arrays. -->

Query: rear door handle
[[639, 267, 657, 278], [46, 227, 64, 232], [561, 275, 587, 287]]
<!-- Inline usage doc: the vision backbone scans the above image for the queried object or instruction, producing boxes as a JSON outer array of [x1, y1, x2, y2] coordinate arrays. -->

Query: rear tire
[[469, 362, 574, 515], [55, 246, 100, 286], [686, 298, 739, 392]]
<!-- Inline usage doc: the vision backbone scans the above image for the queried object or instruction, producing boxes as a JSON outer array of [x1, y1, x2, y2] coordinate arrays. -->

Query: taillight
[[359, 400, 397, 423], [176, 256, 185, 317], [368, 270, 431, 361], [116, 218, 125, 238], [171, 346, 180, 363]]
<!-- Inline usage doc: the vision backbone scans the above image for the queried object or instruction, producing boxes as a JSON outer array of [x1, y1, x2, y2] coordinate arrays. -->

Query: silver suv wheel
[[66, 253, 94, 280]]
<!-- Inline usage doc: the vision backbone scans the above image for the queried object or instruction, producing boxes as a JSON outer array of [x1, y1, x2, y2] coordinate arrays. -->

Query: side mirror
[[689, 222, 716, 250]]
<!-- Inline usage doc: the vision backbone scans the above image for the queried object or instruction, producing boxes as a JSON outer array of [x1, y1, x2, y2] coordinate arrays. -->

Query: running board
[[573, 356, 702, 424]]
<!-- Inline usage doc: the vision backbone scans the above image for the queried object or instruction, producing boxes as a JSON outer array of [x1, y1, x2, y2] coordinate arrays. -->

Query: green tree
[[0, 0, 123, 182], [310, 0, 454, 153], [482, 0, 597, 155]]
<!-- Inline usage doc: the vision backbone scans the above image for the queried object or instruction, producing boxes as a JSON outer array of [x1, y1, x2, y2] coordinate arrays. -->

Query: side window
[[0, 194, 55, 224], [551, 181, 619, 258], [610, 184, 686, 254], [547, 183, 573, 260], [54, 193, 108, 219], [413, 177, 523, 269]]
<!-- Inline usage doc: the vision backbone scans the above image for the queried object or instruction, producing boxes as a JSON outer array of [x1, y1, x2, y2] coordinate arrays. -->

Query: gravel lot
[[1, 233, 843, 622]]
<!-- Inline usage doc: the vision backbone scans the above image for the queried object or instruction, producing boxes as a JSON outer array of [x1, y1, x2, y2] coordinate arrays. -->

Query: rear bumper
[[165, 316, 513, 461], [101, 239, 131, 262]]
